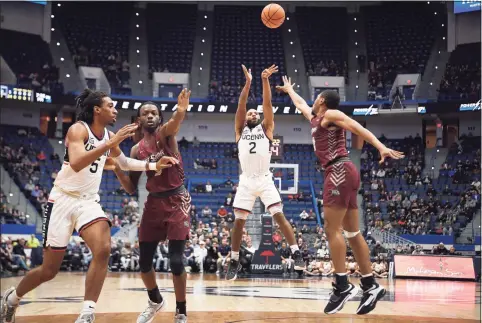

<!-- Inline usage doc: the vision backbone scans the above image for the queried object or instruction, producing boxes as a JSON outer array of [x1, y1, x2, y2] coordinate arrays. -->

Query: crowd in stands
[[0, 29, 64, 96], [438, 42, 481, 101]]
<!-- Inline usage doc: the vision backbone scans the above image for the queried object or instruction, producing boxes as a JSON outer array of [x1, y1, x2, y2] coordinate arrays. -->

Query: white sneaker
[[1, 287, 19, 323], [174, 313, 187, 323], [137, 299, 166, 323], [74, 313, 95, 323]]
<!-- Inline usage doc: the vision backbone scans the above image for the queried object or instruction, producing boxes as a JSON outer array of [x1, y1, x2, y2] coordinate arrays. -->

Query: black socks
[[147, 287, 163, 304], [176, 301, 187, 315]]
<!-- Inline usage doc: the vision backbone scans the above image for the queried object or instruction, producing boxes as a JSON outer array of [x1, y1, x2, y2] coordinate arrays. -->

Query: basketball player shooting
[[110, 89, 192, 323], [226, 65, 305, 281], [276, 76, 404, 315], [1, 89, 178, 323]]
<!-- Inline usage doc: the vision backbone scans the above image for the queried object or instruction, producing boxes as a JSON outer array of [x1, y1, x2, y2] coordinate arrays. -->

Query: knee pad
[[234, 208, 249, 220], [267, 203, 283, 216], [139, 256, 153, 273], [168, 240, 186, 276], [169, 254, 185, 276], [344, 230, 360, 238]]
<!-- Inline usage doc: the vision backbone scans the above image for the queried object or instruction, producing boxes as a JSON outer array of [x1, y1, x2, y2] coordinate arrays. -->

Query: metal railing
[[371, 228, 415, 248]]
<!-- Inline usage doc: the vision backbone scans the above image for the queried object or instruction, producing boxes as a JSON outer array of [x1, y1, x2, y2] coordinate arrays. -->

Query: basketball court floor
[[1, 272, 479, 322]]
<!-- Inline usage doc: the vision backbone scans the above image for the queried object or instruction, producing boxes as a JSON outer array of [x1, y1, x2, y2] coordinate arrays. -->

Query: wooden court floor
[[1, 272, 480, 322]]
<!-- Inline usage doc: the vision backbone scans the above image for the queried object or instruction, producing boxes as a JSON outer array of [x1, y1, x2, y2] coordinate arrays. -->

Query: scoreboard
[[270, 135, 284, 161], [0, 84, 52, 103]]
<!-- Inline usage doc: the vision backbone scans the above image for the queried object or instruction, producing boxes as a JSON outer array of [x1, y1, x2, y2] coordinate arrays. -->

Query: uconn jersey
[[43, 121, 111, 250], [54, 121, 110, 195], [233, 123, 282, 216], [237, 124, 272, 177]]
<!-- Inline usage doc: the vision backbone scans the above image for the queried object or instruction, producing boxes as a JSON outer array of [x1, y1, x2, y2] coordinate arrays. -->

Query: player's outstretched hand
[[379, 147, 404, 164], [276, 75, 296, 93], [261, 65, 279, 79], [242, 64, 252, 84], [154, 156, 179, 176], [110, 123, 138, 147], [177, 88, 191, 112]]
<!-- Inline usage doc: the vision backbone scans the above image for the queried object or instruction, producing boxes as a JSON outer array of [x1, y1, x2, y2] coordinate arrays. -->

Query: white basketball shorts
[[42, 186, 111, 250], [233, 172, 283, 214]]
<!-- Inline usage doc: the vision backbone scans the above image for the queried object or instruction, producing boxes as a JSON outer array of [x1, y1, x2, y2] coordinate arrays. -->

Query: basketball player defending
[[226, 65, 305, 281], [277, 77, 404, 315], [112, 89, 191, 323], [1, 89, 178, 323]]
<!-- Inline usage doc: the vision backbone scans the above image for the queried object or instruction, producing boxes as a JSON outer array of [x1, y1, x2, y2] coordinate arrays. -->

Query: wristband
[[148, 163, 157, 171]]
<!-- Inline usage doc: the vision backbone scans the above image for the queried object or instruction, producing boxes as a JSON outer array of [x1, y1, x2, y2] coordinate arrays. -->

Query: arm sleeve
[[113, 152, 157, 171]]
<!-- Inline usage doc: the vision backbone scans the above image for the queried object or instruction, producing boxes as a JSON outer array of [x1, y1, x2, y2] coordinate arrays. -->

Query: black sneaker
[[356, 282, 386, 315], [225, 258, 241, 281], [324, 282, 359, 315], [292, 250, 306, 271]]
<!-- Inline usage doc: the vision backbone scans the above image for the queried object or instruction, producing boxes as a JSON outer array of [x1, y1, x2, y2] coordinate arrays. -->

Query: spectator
[[202, 206, 213, 219], [217, 206, 227, 218], [299, 210, 309, 221], [205, 181, 213, 193], [433, 242, 449, 255], [26, 234, 40, 249], [371, 241, 386, 257], [193, 137, 200, 148], [216, 239, 231, 274]]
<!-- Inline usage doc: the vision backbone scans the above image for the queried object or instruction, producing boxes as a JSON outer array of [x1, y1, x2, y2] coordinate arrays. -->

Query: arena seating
[[0, 29, 62, 94], [363, 2, 444, 100], [438, 42, 481, 101], [146, 3, 198, 74], [210, 6, 287, 103], [52, 2, 133, 94], [361, 135, 480, 236], [295, 7, 348, 79]]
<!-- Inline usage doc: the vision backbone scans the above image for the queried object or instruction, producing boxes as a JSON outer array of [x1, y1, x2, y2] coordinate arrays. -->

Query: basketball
[[261, 3, 285, 29]]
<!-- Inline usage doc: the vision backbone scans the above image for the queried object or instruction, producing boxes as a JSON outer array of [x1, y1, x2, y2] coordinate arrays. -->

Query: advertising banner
[[250, 215, 283, 274], [394, 255, 475, 280]]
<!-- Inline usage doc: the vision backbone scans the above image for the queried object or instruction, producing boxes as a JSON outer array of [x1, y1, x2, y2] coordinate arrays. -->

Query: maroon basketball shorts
[[323, 160, 360, 209], [139, 188, 192, 242]]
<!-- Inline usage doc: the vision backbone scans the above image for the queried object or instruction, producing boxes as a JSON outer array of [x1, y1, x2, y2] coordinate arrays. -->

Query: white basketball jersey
[[237, 124, 272, 176], [54, 122, 110, 195]]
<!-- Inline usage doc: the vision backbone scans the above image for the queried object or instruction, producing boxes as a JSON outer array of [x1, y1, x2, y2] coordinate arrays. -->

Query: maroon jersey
[[137, 138, 185, 193], [310, 114, 348, 168]]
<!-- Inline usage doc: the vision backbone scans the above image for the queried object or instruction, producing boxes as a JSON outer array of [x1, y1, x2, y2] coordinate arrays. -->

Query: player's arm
[[109, 132, 179, 172], [235, 65, 252, 137], [261, 65, 278, 134], [276, 75, 313, 121], [66, 123, 136, 173], [107, 145, 143, 195], [323, 109, 405, 163], [161, 88, 191, 137]]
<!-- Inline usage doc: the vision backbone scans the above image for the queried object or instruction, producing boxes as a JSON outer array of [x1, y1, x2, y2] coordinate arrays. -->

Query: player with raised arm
[[277, 76, 403, 315], [225, 65, 305, 281], [1, 89, 177, 323], [110, 89, 192, 323]]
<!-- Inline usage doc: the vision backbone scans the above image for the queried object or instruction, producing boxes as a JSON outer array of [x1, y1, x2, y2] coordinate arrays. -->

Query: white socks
[[335, 272, 347, 276], [7, 290, 21, 306], [290, 245, 299, 254], [80, 300, 96, 316], [231, 251, 239, 261], [362, 273, 373, 278]]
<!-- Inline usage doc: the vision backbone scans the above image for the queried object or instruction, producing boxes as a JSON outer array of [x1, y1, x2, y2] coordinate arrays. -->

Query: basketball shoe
[[292, 250, 306, 271], [356, 281, 386, 315], [1, 287, 18, 323], [324, 282, 359, 314], [225, 258, 242, 281], [137, 298, 166, 323], [175, 312, 187, 323], [75, 313, 95, 323]]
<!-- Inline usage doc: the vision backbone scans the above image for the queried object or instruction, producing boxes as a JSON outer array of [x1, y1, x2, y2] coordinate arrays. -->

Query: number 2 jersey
[[237, 123, 272, 177], [54, 121, 110, 195]]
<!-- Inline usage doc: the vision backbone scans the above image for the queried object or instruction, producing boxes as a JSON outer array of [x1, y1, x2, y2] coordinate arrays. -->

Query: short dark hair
[[321, 90, 340, 109], [76, 88, 108, 124], [137, 101, 164, 125]]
